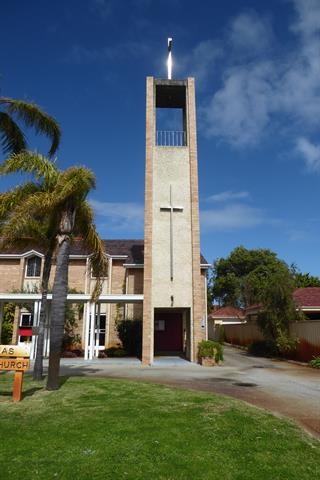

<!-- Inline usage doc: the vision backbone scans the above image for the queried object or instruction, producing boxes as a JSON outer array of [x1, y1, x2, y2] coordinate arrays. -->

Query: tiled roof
[[209, 306, 245, 319], [65, 239, 146, 263], [293, 288, 320, 307], [0, 238, 208, 265]]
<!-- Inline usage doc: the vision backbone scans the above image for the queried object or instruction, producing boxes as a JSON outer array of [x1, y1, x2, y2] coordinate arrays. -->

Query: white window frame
[[25, 256, 42, 278], [90, 260, 108, 279], [20, 312, 33, 327]]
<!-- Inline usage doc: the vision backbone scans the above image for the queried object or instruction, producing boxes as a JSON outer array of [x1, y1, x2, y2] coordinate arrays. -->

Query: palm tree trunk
[[33, 250, 52, 381], [46, 235, 71, 390]]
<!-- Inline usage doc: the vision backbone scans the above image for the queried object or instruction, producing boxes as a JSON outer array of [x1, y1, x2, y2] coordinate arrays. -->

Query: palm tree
[[0, 152, 108, 389], [0, 153, 59, 381], [0, 97, 60, 156]]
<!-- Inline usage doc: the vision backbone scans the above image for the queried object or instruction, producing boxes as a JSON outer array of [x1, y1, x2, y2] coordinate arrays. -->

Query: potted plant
[[198, 340, 224, 367]]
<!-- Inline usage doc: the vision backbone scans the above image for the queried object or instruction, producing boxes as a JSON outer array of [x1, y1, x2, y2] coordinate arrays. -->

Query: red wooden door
[[154, 311, 183, 352]]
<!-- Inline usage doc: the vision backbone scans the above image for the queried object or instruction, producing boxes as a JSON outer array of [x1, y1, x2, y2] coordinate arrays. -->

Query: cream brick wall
[[0, 259, 22, 292], [68, 259, 87, 292], [110, 260, 126, 294], [107, 260, 127, 346], [127, 269, 143, 294], [48, 259, 87, 292], [126, 268, 143, 319]]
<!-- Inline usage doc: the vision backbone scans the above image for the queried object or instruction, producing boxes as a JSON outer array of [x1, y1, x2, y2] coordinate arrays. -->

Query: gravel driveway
[[46, 345, 320, 437]]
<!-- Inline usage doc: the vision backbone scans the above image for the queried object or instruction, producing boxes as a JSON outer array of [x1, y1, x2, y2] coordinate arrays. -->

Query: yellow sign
[[0, 345, 30, 358], [0, 358, 30, 371]]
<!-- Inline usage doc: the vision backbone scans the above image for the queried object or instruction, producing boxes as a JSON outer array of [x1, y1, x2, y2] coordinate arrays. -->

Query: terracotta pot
[[200, 356, 216, 367]]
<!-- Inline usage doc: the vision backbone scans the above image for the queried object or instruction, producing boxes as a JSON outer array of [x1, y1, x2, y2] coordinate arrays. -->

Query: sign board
[[0, 344, 30, 402], [0, 345, 30, 358], [0, 358, 30, 371]]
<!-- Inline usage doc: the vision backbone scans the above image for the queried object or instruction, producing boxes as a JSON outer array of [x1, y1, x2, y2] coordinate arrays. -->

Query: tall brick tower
[[142, 77, 205, 365]]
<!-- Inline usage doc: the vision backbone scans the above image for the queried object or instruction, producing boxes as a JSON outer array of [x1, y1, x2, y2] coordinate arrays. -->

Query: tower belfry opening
[[155, 80, 187, 147]]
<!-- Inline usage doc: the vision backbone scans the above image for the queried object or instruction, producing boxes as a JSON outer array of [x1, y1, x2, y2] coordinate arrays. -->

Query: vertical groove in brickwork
[[142, 77, 155, 365], [187, 78, 205, 361]]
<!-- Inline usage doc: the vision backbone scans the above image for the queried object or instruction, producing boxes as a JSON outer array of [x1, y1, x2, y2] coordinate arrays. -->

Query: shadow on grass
[[58, 376, 70, 388], [0, 377, 70, 399], [0, 386, 43, 399]]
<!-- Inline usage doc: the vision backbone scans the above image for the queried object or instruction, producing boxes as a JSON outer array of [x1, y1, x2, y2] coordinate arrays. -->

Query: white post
[[95, 303, 101, 358], [205, 274, 208, 341], [105, 258, 113, 348], [89, 303, 96, 360], [44, 303, 51, 357], [0, 302, 3, 341], [30, 301, 39, 360], [84, 301, 90, 360]]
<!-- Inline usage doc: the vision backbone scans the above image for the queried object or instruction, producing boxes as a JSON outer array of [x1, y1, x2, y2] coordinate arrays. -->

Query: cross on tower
[[160, 185, 183, 281]]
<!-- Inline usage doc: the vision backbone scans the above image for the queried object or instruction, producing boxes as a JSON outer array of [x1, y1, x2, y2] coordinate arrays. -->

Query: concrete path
[[44, 346, 320, 437]]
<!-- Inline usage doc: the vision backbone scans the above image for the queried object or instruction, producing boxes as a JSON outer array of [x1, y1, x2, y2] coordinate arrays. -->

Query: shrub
[[309, 356, 320, 369], [62, 303, 81, 351], [61, 351, 77, 358], [116, 319, 142, 357], [198, 340, 224, 363], [1, 303, 14, 344], [218, 325, 225, 344], [105, 346, 127, 357], [248, 340, 278, 357]]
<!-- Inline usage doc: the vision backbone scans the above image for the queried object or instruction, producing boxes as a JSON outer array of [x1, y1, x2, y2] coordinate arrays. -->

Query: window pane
[[27, 256, 41, 277], [21, 314, 33, 326]]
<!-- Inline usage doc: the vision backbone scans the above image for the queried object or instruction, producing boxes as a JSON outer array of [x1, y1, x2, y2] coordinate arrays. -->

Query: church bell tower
[[142, 51, 205, 364]]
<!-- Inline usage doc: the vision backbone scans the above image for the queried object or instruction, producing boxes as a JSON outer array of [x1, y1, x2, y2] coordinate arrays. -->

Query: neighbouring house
[[0, 74, 211, 364], [223, 287, 320, 361], [245, 288, 320, 322], [208, 306, 245, 342], [293, 288, 320, 320], [208, 306, 245, 326]]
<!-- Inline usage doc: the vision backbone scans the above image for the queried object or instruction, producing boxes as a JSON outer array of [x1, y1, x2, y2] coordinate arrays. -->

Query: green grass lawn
[[0, 375, 319, 480]]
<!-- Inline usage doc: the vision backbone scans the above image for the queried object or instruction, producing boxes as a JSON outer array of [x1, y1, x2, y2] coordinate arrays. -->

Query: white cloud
[[90, 199, 144, 232], [200, 204, 265, 231], [228, 11, 273, 53], [207, 190, 250, 202], [296, 137, 320, 172], [204, 61, 275, 146], [290, 0, 320, 37], [177, 40, 222, 88], [202, 1, 320, 150]]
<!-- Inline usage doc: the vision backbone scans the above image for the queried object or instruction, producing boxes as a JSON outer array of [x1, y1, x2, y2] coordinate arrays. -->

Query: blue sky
[[1, 0, 320, 275]]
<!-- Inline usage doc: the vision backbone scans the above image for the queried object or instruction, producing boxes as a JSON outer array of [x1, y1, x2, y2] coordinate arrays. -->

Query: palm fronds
[[0, 97, 61, 156], [0, 111, 26, 154], [56, 167, 96, 203], [0, 182, 40, 222], [0, 151, 58, 185]]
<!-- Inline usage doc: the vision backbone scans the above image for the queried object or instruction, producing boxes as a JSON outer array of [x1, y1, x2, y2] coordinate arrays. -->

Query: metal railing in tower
[[156, 130, 187, 147]]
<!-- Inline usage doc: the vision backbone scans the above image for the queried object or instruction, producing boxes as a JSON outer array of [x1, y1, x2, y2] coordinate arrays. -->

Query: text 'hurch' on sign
[[0, 358, 30, 371]]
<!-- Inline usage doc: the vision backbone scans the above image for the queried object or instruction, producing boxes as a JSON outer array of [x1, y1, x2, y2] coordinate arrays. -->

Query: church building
[[0, 74, 209, 364]]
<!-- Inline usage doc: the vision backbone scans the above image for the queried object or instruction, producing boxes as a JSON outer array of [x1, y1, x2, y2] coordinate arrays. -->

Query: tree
[[290, 264, 320, 288], [211, 246, 289, 307], [0, 97, 60, 156], [0, 152, 108, 388], [256, 269, 303, 354], [0, 153, 59, 380]]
